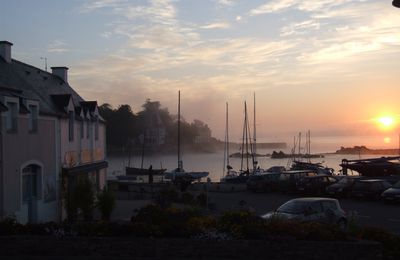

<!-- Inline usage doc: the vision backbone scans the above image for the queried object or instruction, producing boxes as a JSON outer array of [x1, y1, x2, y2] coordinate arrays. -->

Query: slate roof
[[0, 58, 85, 116]]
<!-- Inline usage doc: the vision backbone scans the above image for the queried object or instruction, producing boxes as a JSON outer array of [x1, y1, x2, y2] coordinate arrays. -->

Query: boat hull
[[125, 167, 166, 176]]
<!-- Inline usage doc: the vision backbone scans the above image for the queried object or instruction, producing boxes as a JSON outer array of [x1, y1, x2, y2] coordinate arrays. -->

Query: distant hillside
[[335, 146, 400, 155]]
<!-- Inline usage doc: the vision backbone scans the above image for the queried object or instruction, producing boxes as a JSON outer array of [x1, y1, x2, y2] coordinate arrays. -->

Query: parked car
[[381, 180, 400, 203], [247, 173, 281, 192], [261, 197, 347, 228], [278, 170, 317, 193], [296, 175, 338, 195], [325, 176, 364, 197], [350, 179, 392, 200]]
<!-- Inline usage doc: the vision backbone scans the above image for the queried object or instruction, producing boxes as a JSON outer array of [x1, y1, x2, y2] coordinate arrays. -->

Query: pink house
[[0, 41, 107, 223]]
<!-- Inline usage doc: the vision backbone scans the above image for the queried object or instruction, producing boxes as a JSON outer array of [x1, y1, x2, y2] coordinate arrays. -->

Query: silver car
[[261, 197, 347, 228]]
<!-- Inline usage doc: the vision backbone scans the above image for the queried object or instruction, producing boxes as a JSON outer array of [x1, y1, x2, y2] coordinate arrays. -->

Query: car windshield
[[353, 181, 372, 189], [338, 177, 360, 184], [277, 200, 309, 214], [393, 181, 400, 188]]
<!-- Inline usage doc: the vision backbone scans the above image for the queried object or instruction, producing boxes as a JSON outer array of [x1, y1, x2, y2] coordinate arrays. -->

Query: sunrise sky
[[1, 0, 400, 148]]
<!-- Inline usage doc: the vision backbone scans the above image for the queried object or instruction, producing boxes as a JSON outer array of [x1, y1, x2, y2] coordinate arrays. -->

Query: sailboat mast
[[253, 92, 257, 166], [178, 90, 181, 169], [240, 102, 246, 172], [245, 101, 249, 172], [223, 102, 229, 176]]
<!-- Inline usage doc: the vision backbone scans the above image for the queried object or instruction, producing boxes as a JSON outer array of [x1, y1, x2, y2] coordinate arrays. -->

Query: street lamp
[[393, 0, 400, 8]]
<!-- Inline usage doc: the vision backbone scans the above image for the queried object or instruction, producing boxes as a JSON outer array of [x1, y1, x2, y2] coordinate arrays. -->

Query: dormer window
[[28, 104, 38, 132], [69, 111, 74, 141], [6, 101, 18, 132]]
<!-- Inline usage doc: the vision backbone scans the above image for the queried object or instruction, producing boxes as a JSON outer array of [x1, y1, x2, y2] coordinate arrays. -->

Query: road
[[207, 191, 400, 234]]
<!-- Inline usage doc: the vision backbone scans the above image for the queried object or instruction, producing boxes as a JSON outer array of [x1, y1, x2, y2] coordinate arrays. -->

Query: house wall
[[1, 114, 58, 223]]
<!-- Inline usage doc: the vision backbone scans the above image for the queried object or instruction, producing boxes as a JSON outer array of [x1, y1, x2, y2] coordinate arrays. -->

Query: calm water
[[107, 147, 395, 182]]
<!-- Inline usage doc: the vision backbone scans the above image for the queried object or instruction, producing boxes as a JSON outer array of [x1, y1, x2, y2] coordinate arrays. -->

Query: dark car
[[381, 180, 400, 202], [326, 176, 364, 197], [350, 179, 392, 200], [261, 197, 347, 229], [247, 173, 281, 192], [296, 175, 338, 195], [278, 170, 317, 193]]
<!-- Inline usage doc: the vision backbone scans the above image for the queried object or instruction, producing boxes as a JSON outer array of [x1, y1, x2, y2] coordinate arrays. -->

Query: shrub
[[181, 192, 194, 204], [153, 186, 179, 207], [96, 186, 116, 221], [196, 193, 208, 207]]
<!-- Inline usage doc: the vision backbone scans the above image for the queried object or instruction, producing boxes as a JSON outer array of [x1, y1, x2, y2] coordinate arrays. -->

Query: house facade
[[0, 41, 107, 223]]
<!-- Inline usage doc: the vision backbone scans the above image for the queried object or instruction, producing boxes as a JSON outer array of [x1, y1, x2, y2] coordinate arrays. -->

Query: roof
[[0, 57, 85, 116]]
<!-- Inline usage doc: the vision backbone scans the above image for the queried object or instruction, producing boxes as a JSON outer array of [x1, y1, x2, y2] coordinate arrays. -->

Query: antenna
[[40, 57, 47, 71]]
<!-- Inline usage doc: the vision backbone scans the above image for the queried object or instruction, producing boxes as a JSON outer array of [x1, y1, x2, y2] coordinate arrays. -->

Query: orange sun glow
[[376, 116, 395, 131]]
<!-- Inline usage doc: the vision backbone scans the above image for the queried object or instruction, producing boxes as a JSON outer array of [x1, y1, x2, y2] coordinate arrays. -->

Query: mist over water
[[107, 135, 399, 182]]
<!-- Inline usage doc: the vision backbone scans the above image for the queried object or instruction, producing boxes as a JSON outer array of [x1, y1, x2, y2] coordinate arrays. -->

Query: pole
[[178, 90, 181, 170]]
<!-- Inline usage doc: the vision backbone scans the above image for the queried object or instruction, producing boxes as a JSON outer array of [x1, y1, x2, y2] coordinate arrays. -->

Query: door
[[22, 165, 39, 223]]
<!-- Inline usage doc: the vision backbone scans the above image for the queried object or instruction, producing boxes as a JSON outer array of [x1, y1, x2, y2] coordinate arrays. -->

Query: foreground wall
[[0, 237, 382, 259]]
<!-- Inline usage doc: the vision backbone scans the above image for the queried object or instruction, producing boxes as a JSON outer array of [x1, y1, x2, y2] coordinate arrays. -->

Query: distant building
[[0, 41, 107, 223]]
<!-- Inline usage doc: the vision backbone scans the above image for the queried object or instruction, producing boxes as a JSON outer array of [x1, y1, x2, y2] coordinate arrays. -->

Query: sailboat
[[221, 101, 253, 183], [123, 132, 166, 176], [164, 91, 209, 182], [221, 102, 239, 182]]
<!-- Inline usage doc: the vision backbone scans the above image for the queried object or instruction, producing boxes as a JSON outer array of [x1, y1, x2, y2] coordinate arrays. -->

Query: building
[[0, 41, 107, 223]]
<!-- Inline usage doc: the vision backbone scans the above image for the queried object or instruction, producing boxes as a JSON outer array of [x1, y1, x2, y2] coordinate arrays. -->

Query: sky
[[1, 0, 400, 149]]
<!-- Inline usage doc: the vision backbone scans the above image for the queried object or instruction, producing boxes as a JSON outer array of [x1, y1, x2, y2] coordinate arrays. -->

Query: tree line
[[99, 99, 214, 153]]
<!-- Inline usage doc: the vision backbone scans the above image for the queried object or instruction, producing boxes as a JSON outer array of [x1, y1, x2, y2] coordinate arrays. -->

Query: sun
[[376, 116, 395, 131], [379, 117, 394, 127]]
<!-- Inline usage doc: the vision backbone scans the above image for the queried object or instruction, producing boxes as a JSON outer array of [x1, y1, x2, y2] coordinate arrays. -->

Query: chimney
[[0, 41, 13, 63], [51, 66, 69, 82]]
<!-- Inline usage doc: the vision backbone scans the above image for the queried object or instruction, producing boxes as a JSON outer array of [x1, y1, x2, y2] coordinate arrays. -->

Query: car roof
[[357, 179, 386, 183], [303, 174, 330, 178], [289, 197, 338, 203]]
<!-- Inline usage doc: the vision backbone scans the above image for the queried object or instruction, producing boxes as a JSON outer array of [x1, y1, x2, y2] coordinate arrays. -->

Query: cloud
[[80, 0, 128, 12], [248, 0, 362, 16], [280, 19, 320, 36], [200, 22, 231, 29], [215, 0, 235, 7], [249, 0, 297, 15], [47, 40, 69, 53]]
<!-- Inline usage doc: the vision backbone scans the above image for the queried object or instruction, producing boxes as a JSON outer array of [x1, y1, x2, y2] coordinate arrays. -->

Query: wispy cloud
[[280, 19, 320, 36], [47, 40, 69, 53], [80, 0, 128, 12], [249, 0, 362, 16], [200, 21, 230, 29]]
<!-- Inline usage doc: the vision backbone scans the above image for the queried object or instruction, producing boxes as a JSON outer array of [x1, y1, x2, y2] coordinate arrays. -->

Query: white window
[[69, 111, 74, 141], [28, 104, 38, 132], [6, 101, 18, 132]]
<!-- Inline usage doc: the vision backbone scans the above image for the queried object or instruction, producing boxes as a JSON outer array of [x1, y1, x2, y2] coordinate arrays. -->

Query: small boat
[[340, 156, 400, 177], [125, 166, 166, 176], [125, 134, 166, 179]]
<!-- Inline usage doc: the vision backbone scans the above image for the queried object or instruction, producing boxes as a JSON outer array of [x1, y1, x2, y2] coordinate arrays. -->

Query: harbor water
[[107, 148, 395, 182]]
